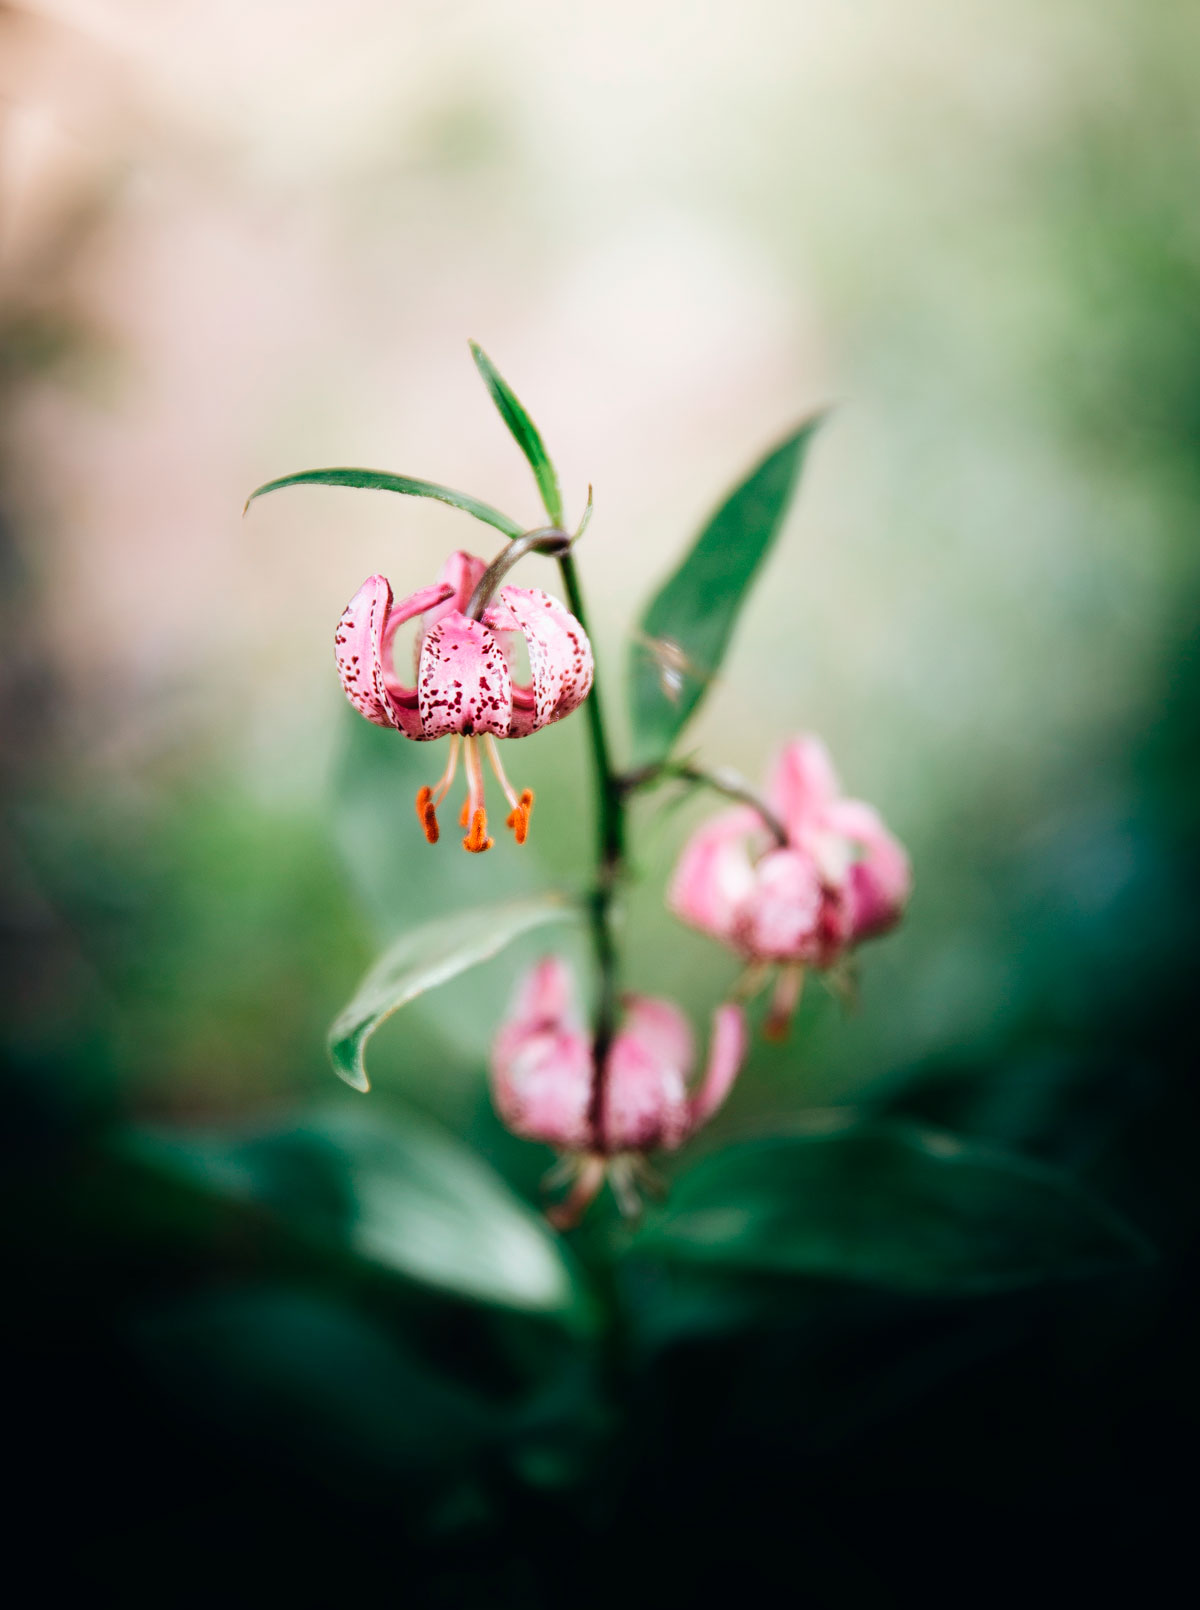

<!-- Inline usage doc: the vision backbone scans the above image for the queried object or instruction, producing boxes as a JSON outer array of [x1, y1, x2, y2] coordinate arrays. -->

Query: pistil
[[763, 963, 805, 1041], [461, 736, 494, 853]]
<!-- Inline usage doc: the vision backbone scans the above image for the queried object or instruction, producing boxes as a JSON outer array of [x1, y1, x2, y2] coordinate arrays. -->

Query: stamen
[[461, 737, 492, 853], [546, 1155, 606, 1231], [732, 961, 771, 1003], [463, 807, 493, 854], [414, 785, 439, 844], [430, 734, 461, 806], [483, 736, 534, 845], [763, 964, 805, 1041], [506, 789, 535, 845], [413, 738, 461, 846], [607, 1156, 643, 1220]]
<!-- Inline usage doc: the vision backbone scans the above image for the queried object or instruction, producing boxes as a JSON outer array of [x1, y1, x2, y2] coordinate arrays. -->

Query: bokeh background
[[3, 1, 1197, 1601]]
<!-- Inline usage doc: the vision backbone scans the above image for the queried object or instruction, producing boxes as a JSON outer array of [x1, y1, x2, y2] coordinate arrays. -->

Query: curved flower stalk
[[669, 735, 911, 1038], [335, 549, 593, 852], [491, 956, 748, 1226]]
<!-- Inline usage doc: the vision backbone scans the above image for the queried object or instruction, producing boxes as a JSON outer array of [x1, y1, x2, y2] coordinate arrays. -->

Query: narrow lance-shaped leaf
[[634, 1118, 1153, 1295], [470, 341, 564, 526], [628, 417, 824, 767], [244, 466, 523, 539], [329, 892, 580, 1092]]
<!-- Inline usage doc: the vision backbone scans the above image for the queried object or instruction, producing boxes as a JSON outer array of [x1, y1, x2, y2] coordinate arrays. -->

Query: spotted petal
[[488, 586, 594, 738], [417, 611, 513, 739], [603, 997, 694, 1153], [735, 847, 824, 961], [335, 576, 413, 733]]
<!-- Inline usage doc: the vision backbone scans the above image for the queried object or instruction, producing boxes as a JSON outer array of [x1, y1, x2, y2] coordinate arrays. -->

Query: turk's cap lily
[[490, 956, 748, 1223], [334, 550, 593, 852], [669, 735, 911, 1031]]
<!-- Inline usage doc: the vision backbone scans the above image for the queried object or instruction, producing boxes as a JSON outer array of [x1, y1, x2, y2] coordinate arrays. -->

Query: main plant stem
[[556, 551, 787, 1144], [555, 551, 624, 1134]]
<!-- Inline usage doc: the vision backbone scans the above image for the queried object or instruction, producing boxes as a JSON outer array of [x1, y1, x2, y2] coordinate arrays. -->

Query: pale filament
[[483, 735, 520, 812], [430, 735, 461, 805]]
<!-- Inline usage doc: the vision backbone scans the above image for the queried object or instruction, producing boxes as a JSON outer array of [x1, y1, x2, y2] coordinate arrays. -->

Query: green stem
[[618, 759, 787, 844], [556, 550, 625, 1131]]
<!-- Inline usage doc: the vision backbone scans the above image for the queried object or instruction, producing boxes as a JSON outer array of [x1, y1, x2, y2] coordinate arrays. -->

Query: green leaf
[[243, 466, 523, 538], [628, 418, 823, 766], [127, 1103, 591, 1321], [635, 1117, 1152, 1294], [130, 1288, 490, 1483], [470, 341, 564, 526], [329, 891, 580, 1092]]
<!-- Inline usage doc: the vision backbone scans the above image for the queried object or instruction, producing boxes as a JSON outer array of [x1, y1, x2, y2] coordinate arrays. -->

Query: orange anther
[[414, 786, 439, 844], [462, 807, 493, 854], [459, 796, 471, 828], [505, 787, 535, 846], [761, 1012, 790, 1043]]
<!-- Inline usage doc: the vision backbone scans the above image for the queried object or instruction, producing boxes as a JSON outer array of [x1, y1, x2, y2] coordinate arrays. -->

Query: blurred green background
[[2, 1, 1197, 1601]]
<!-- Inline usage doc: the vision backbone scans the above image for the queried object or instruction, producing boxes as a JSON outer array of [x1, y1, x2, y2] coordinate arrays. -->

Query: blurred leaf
[[329, 891, 580, 1091], [127, 1103, 592, 1323], [130, 1287, 490, 1485], [628, 418, 823, 766], [470, 341, 564, 525], [635, 1116, 1152, 1294], [244, 466, 523, 538]]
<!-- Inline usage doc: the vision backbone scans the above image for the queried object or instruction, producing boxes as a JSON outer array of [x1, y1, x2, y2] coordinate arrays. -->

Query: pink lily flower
[[490, 956, 748, 1226], [335, 550, 593, 851], [669, 735, 911, 1038]]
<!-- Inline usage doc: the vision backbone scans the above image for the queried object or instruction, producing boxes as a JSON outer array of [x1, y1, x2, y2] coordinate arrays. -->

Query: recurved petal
[[487, 586, 593, 737], [426, 550, 489, 630], [602, 1001, 693, 1153], [490, 1019, 593, 1151], [767, 735, 841, 842], [335, 575, 414, 733], [688, 1003, 748, 1134], [417, 611, 513, 739], [512, 954, 578, 1029], [735, 846, 824, 961], [826, 798, 912, 939], [668, 807, 760, 944], [620, 995, 694, 1077]]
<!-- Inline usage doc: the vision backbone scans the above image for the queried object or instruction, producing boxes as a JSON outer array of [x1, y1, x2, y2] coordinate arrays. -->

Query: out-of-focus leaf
[[127, 1103, 592, 1323], [635, 1116, 1152, 1294], [470, 342, 564, 525], [329, 891, 579, 1091], [129, 1288, 490, 1484], [243, 466, 523, 537], [628, 418, 823, 766]]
